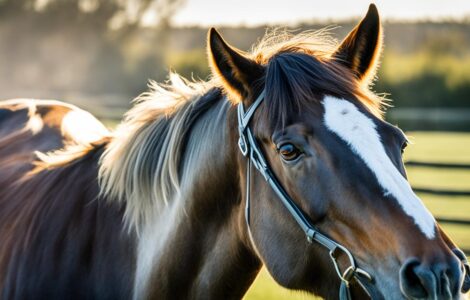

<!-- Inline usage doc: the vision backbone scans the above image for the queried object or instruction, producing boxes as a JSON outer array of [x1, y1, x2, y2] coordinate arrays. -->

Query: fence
[[406, 160, 470, 253]]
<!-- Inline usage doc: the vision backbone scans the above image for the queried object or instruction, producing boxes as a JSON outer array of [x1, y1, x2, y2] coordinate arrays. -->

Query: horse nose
[[399, 257, 462, 299]]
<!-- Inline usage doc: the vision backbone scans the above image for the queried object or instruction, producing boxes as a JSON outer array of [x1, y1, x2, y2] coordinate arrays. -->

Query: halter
[[238, 90, 375, 300]]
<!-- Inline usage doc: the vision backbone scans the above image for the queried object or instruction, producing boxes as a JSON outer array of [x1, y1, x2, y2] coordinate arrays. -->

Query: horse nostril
[[399, 258, 431, 299], [452, 248, 470, 293], [399, 257, 462, 299]]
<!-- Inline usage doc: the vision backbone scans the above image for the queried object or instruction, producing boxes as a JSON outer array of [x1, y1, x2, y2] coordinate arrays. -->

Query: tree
[[0, 0, 186, 31]]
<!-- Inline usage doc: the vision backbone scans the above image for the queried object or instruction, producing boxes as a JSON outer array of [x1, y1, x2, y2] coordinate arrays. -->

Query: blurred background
[[0, 0, 468, 299]]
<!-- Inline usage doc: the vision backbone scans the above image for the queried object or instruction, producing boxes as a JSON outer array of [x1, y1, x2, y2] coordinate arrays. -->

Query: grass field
[[244, 131, 470, 300]]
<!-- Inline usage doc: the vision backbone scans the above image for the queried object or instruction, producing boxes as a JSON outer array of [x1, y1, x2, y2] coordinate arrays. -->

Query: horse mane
[[37, 28, 385, 230], [98, 74, 215, 229]]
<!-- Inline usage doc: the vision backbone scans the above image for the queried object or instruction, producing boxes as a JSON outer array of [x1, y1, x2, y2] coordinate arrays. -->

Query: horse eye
[[401, 141, 408, 154], [278, 143, 301, 161]]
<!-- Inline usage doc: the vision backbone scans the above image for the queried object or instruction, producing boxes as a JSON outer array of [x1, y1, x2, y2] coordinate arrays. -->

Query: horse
[[0, 98, 108, 190], [0, 4, 468, 300]]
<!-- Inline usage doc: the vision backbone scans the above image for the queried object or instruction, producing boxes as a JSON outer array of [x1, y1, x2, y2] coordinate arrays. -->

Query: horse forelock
[[253, 29, 385, 132]]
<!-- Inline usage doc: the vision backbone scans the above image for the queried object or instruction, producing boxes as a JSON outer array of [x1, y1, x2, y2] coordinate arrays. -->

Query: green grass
[[244, 131, 470, 300]]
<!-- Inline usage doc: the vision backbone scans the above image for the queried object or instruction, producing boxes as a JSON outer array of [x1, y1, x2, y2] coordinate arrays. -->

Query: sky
[[171, 0, 470, 26]]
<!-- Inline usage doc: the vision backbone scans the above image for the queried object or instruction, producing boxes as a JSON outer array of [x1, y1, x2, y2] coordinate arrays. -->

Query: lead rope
[[238, 90, 375, 300]]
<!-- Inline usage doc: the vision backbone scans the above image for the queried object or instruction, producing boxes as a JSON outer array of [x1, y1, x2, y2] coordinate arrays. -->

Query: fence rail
[[406, 160, 470, 169], [413, 187, 470, 197], [436, 217, 470, 226], [406, 160, 470, 197]]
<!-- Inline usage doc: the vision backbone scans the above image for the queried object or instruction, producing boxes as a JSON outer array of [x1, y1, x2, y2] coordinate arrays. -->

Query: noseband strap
[[238, 90, 374, 300]]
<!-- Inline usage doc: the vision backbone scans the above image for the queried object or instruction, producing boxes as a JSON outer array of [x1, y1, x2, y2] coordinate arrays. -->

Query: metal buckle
[[329, 245, 358, 285], [306, 228, 316, 244], [329, 245, 372, 286]]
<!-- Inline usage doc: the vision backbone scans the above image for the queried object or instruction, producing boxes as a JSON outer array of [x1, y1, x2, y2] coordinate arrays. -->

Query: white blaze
[[322, 96, 436, 239]]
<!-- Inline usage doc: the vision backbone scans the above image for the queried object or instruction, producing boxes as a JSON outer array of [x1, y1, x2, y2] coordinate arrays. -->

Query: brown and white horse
[[0, 4, 468, 300]]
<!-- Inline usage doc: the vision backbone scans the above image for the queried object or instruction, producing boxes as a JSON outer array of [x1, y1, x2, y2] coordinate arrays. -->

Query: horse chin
[[349, 282, 387, 300], [370, 276, 406, 300], [356, 260, 407, 300]]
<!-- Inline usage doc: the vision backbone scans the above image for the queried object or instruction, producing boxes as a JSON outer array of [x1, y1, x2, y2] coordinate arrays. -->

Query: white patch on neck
[[133, 200, 181, 299], [322, 96, 436, 239]]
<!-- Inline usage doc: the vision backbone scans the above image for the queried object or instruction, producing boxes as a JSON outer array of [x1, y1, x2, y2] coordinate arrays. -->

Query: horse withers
[[0, 4, 469, 300]]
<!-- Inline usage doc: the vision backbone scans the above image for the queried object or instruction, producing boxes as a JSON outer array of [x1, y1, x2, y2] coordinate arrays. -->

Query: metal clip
[[329, 245, 373, 286], [342, 266, 356, 284], [329, 245, 357, 285]]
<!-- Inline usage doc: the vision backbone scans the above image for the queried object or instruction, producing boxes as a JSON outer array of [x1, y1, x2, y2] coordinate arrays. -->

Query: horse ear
[[208, 28, 264, 100], [332, 4, 382, 85]]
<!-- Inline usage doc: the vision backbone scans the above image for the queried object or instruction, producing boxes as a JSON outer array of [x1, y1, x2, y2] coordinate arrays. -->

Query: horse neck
[[133, 100, 261, 299]]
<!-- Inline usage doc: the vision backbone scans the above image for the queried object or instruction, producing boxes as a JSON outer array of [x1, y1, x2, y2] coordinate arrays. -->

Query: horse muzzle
[[399, 254, 464, 300]]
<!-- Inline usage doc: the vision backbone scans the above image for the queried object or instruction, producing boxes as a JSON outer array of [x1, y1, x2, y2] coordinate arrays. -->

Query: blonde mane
[[250, 28, 338, 63], [98, 74, 210, 228]]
